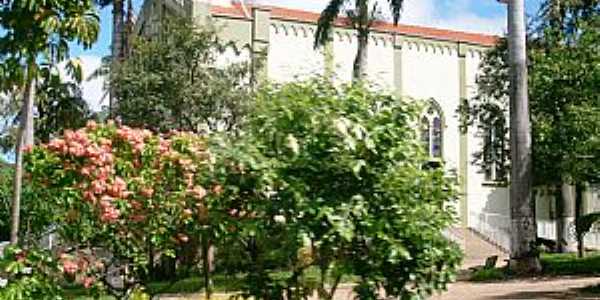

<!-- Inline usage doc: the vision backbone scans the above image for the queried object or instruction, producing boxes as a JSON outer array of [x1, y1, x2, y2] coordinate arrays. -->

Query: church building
[[135, 0, 600, 251]]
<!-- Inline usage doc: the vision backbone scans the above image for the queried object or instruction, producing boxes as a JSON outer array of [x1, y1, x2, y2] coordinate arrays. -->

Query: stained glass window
[[421, 100, 443, 159]]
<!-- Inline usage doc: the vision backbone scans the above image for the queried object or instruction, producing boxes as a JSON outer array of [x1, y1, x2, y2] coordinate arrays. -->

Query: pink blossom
[[80, 165, 93, 177], [189, 186, 207, 200], [140, 188, 154, 198], [212, 185, 223, 195], [48, 138, 66, 152], [83, 190, 97, 203], [91, 180, 106, 194], [100, 205, 120, 223], [62, 259, 78, 275], [86, 120, 97, 130], [82, 276, 95, 289]]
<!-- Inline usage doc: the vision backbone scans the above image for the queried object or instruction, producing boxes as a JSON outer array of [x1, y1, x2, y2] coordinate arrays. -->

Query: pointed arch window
[[420, 100, 444, 159]]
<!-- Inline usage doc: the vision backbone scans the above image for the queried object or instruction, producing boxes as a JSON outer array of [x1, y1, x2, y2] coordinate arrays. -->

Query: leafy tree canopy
[[114, 18, 254, 133], [461, 12, 600, 185]]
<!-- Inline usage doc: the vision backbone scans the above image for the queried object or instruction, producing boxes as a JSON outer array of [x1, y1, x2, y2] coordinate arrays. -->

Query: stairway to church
[[446, 227, 509, 270]]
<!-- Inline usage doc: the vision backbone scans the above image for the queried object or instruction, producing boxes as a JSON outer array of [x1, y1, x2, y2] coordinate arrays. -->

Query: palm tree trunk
[[10, 71, 36, 245], [556, 181, 577, 252], [352, 0, 369, 82], [353, 29, 369, 81], [507, 0, 541, 273], [110, 0, 124, 115]]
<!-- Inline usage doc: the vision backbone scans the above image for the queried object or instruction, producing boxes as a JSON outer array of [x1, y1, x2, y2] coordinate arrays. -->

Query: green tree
[[217, 79, 462, 299], [0, 0, 99, 244], [314, 0, 406, 81], [462, 3, 600, 256], [113, 19, 254, 133], [0, 64, 95, 152]]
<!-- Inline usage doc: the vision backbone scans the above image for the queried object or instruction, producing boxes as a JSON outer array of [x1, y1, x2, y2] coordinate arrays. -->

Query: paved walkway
[[160, 277, 600, 300], [432, 276, 600, 300]]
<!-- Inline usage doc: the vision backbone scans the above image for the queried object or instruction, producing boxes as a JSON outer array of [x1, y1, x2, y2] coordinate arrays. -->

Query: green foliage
[[114, 18, 254, 133], [462, 19, 600, 185], [0, 0, 99, 85], [0, 67, 96, 152], [315, 0, 406, 48], [575, 212, 600, 240], [0, 163, 54, 243], [0, 246, 64, 300], [216, 79, 462, 299], [540, 252, 600, 275], [469, 268, 507, 282]]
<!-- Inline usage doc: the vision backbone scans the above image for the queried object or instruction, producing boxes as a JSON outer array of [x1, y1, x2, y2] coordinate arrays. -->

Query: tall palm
[[315, 0, 405, 81], [506, 0, 541, 273], [95, 0, 124, 113]]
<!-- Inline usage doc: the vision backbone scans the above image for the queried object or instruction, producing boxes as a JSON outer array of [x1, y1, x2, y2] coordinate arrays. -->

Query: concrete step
[[447, 227, 509, 270]]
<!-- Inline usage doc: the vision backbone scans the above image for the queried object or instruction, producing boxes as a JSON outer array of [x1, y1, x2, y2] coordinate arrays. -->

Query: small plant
[[0, 246, 64, 299], [470, 268, 507, 282]]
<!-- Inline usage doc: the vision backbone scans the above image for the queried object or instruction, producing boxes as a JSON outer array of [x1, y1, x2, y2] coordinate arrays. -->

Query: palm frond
[[388, 0, 405, 24], [314, 0, 347, 49], [87, 55, 112, 81]]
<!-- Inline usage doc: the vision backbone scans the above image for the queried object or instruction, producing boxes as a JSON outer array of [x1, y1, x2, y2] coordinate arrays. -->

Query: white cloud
[[78, 55, 106, 113], [59, 55, 106, 113]]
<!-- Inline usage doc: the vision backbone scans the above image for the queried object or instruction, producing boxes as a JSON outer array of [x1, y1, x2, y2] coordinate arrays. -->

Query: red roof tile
[[210, 4, 499, 46]]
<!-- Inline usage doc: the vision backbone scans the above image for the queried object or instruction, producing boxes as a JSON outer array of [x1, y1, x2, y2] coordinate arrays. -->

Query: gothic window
[[420, 101, 443, 159], [483, 120, 507, 182]]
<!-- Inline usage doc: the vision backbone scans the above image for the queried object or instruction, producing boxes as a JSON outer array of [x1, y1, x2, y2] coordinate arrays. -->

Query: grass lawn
[[470, 252, 600, 282], [540, 252, 600, 275], [62, 267, 348, 298]]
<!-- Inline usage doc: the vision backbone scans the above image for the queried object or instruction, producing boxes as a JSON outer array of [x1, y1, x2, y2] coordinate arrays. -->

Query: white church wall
[[268, 21, 325, 82], [464, 48, 511, 249], [365, 34, 395, 90], [332, 30, 358, 83], [402, 40, 461, 171]]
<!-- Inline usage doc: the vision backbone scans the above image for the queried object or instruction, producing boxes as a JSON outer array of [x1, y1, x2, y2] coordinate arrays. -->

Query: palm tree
[[506, 0, 541, 273], [94, 0, 125, 113], [315, 0, 405, 81]]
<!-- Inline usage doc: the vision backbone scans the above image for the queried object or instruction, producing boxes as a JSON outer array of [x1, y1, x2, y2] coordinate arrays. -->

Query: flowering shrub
[[25, 121, 217, 296]]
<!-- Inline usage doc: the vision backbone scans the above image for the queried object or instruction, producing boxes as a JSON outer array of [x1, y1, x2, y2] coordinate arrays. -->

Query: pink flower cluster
[[58, 251, 102, 289], [116, 125, 152, 154]]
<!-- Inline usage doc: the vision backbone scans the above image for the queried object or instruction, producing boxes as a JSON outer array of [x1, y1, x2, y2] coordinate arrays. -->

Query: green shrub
[[541, 252, 600, 275], [215, 79, 462, 299], [470, 268, 507, 282]]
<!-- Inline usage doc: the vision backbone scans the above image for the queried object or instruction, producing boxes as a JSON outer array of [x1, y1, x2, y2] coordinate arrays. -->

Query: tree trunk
[[575, 183, 584, 258], [201, 235, 214, 300], [556, 182, 577, 252], [352, 0, 369, 82], [507, 0, 541, 273], [353, 30, 369, 81], [110, 0, 125, 115], [10, 74, 36, 245]]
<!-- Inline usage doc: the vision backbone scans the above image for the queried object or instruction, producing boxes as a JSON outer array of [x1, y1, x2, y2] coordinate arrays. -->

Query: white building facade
[[136, 0, 600, 250]]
